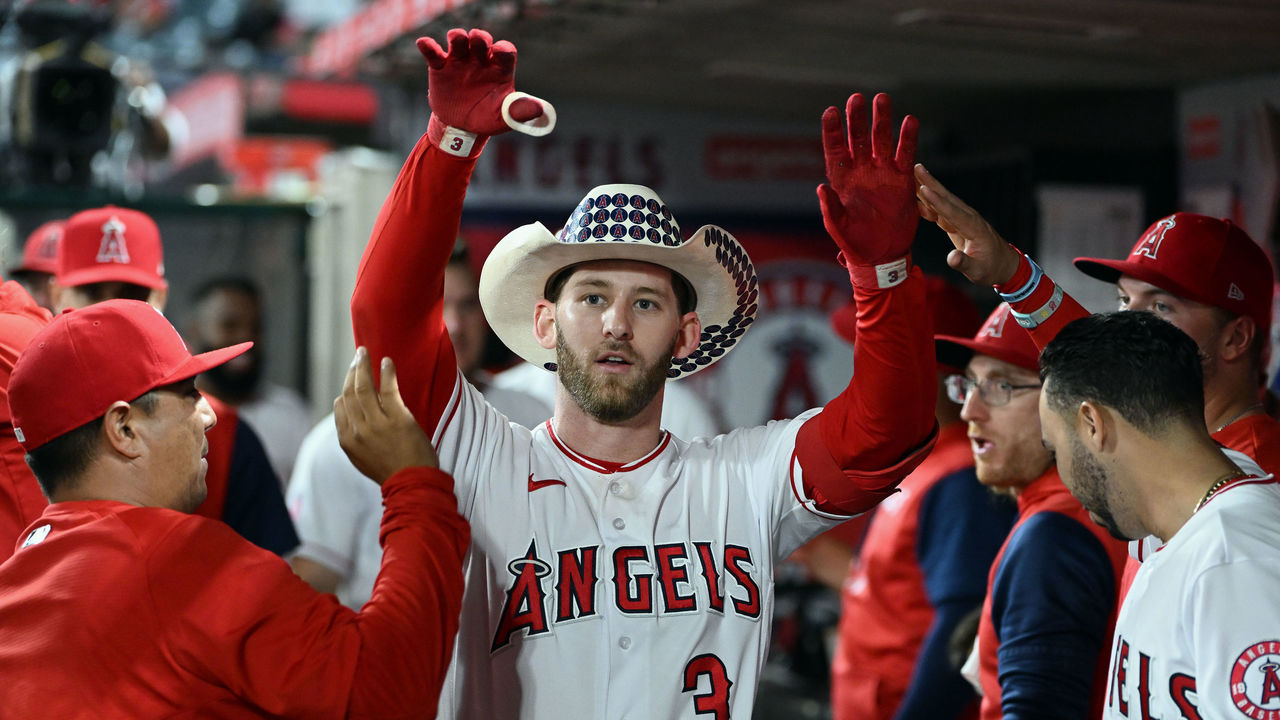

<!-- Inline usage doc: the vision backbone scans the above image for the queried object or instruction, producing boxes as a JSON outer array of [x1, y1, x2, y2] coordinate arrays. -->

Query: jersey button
[[612, 517, 626, 530], [608, 481, 622, 495], [618, 636, 632, 650]]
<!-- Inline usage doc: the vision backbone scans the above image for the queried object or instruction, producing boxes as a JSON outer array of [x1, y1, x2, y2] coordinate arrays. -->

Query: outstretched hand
[[817, 93, 920, 269], [334, 348, 438, 486], [914, 163, 1021, 287], [416, 28, 545, 137]]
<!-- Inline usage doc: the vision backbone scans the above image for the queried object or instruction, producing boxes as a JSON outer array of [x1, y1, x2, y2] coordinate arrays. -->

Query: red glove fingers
[[817, 92, 921, 288]]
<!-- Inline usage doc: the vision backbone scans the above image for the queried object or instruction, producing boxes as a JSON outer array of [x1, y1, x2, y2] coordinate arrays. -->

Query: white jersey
[[434, 371, 847, 719], [287, 382, 551, 610], [1127, 448, 1265, 562], [1105, 475, 1280, 720]]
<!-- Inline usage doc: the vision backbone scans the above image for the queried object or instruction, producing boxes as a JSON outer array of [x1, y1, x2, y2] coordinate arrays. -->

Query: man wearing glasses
[[936, 303, 1128, 720]]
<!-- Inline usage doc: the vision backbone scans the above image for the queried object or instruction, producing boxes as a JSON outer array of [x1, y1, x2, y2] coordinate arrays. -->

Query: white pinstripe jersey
[[432, 370, 848, 719]]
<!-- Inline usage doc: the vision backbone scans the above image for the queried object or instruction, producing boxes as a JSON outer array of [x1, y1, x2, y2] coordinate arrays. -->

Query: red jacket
[[0, 280, 51, 562], [0, 468, 467, 717]]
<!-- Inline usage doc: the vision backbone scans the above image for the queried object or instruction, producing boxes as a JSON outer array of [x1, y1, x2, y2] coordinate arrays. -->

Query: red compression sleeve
[[795, 265, 938, 515], [351, 135, 477, 429]]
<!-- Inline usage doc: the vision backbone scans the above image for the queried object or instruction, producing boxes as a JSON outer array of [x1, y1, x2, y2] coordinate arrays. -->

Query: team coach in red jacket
[[0, 299, 468, 718]]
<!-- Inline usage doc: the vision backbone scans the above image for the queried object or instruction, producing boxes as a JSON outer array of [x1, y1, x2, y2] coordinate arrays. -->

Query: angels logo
[[710, 259, 853, 424], [95, 216, 131, 264], [1230, 640, 1280, 719], [979, 305, 1012, 339], [36, 227, 61, 261], [1133, 216, 1176, 260]]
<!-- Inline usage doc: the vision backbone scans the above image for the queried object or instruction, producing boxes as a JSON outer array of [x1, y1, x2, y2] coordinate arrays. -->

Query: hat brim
[[59, 265, 168, 292], [11, 261, 56, 276], [479, 222, 757, 379], [157, 341, 253, 388], [934, 335, 1039, 374], [1073, 256, 1208, 308]]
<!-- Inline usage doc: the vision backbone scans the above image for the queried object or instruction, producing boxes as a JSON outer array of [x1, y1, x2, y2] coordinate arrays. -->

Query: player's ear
[[102, 401, 145, 459], [1219, 314, 1255, 363], [533, 299, 557, 350], [672, 311, 701, 360], [1075, 400, 1110, 452]]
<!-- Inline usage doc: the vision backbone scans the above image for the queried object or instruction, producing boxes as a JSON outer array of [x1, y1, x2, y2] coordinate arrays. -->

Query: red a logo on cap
[[1133, 217, 1176, 260], [37, 227, 60, 259], [96, 216, 131, 264], [980, 306, 1011, 338]]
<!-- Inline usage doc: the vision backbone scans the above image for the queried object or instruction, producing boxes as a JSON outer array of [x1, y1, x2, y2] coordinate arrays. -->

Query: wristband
[[849, 255, 911, 289], [1011, 284, 1064, 329], [426, 114, 485, 158], [999, 253, 1043, 303]]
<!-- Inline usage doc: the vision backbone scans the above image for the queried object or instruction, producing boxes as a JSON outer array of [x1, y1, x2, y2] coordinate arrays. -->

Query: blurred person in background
[[288, 238, 548, 607], [0, 262, 49, 562], [187, 276, 312, 485], [821, 276, 1016, 720], [7, 219, 61, 311], [49, 204, 297, 555]]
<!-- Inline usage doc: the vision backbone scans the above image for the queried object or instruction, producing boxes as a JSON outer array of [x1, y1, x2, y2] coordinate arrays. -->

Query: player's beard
[[555, 327, 675, 423], [1067, 435, 1130, 541]]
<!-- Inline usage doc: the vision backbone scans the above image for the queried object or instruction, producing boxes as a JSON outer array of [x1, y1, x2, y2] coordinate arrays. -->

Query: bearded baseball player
[[1038, 312, 1280, 720], [351, 28, 938, 719]]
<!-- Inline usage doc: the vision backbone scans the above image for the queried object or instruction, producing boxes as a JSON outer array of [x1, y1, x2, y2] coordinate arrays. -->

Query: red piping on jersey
[[546, 421, 671, 474], [432, 374, 463, 448]]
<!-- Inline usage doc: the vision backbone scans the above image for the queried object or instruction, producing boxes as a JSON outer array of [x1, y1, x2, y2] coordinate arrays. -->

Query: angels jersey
[[1104, 475, 1280, 720], [434, 374, 843, 718]]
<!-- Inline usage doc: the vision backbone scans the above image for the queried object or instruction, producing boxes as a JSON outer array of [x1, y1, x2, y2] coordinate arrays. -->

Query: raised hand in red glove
[[416, 28, 550, 157], [817, 93, 920, 289]]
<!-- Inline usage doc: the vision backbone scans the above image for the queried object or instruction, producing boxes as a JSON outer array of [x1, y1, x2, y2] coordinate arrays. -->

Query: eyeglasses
[[945, 374, 1041, 407]]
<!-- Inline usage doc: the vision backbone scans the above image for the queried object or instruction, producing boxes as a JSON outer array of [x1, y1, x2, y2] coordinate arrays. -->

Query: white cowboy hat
[[478, 184, 759, 379]]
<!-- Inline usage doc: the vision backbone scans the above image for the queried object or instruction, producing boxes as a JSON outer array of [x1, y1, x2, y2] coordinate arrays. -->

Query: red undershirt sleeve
[[351, 135, 478, 429], [795, 265, 939, 515]]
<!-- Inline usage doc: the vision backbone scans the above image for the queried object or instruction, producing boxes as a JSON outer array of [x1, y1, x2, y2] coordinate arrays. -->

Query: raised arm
[[350, 29, 547, 428], [915, 163, 1088, 348], [794, 93, 938, 515]]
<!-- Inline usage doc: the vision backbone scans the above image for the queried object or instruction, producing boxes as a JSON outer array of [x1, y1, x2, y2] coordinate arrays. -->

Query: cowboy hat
[[478, 184, 758, 379]]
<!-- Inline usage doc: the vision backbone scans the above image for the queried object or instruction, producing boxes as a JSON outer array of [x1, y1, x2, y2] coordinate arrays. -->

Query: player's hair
[[73, 281, 151, 304], [1039, 311, 1205, 435], [24, 391, 160, 498], [189, 276, 260, 308], [543, 264, 697, 315]]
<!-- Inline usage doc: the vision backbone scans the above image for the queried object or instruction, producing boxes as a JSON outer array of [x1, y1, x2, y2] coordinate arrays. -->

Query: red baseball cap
[[831, 274, 983, 347], [57, 206, 167, 291], [1074, 212, 1274, 335], [8, 299, 250, 450], [934, 303, 1040, 373], [11, 220, 64, 275]]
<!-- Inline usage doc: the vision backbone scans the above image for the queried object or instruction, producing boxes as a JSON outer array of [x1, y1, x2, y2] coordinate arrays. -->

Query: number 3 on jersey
[[683, 654, 733, 718]]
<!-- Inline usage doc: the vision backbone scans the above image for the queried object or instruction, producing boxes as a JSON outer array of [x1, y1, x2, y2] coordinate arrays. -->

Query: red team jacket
[[0, 468, 467, 717], [0, 280, 51, 563], [833, 422, 1014, 720], [977, 468, 1129, 720]]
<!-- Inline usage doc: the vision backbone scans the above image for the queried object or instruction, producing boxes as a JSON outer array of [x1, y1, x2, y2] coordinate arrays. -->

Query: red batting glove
[[416, 28, 543, 157], [817, 93, 920, 289]]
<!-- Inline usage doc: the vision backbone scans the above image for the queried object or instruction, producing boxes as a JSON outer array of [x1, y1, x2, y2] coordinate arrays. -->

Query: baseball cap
[[934, 303, 1039, 373], [57, 206, 167, 291], [1074, 213, 1274, 334], [11, 220, 64, 275], [833, 275, 983, 369], [8, 299, 250, 450]]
